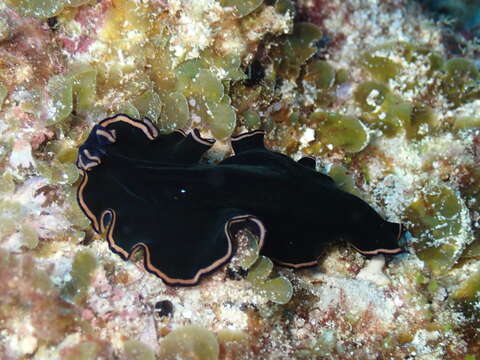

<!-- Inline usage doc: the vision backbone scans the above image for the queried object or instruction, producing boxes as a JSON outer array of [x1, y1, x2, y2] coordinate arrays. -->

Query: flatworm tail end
[[297, 156, 316, 169]]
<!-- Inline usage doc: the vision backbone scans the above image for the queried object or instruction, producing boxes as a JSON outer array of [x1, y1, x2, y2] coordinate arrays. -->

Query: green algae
[[355, 81, 435, 138], [304, 60, 336, 89], [327, 164, 363, 198], [405, 186, 464, 275], [216, 329, 249, 344], [0, 200, 22, 240], [70, 65, 97, 114], [63, 341, 100, 360], [256, 276, 293, 305], [176, 59, 224, 101], [405, 104, 435, 140], [309, 112, 369, 153], [6, 0, 65, 19], [159, 325, 219, 360], [37, 160, 79, 185], [454, 117, 480, 130], [274, 0, 294, 15], [242, 109, 261, 130], [20, 223, 39, 250], [452, 270, 480, 300], [190, 69, 224, 102], [0, 172, 15, 195], [235, 229, 260, 270], [0, 83, 7, 110], [123, 340, 156, 360], [220, 0, 264, 18], [276, 22, 322, 79], [462, 239, 480, 259], [246, 256, 273, 283], [134, 89, 162, 123], [64, 189, 91, 230], [62, 250, 97, 305], [354, 81, 390, 112], [158, 92, 190, 132], [201, 49, 246, 81], [204, 97, 237, 140], [361, 55, 401, 83], [118, 103, 141, 119], [47, 75, 73, 125], [442, 58, 479, 106]]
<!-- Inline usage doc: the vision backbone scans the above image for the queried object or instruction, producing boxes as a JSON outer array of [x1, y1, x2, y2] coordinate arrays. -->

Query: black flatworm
[[77, 114, 403, 286]]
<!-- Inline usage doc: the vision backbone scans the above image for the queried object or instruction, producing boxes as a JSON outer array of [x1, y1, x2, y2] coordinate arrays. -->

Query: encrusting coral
[[0, 0, 479, 358]]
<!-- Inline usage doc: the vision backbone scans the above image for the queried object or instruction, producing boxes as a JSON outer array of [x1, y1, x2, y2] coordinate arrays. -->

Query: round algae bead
[[62, 250, 97, 305], [190, 69, 224, 102], [0, 83, 7, 110], [134, 89, 162, 123], [235, 230, 260, 270], [70, 65, 97, 113], [405, 186, 464, 275], [361, 55, 400, 83], [257, 276, 293, 305], [0, 172, 15, 195], [354, 81, 390, 112], [310, 112, 369, 153], [123, 340, 155, 360], [159, 92, 190, 132], [6, 0, 65, 19], [220, 0, 264, 18], [327, 164, 362, 198], [445, 58, 479, 80], [118, 103, 141, 119], [159, 325, 219, 360], [452, 271, 480, 301], [47, 75, 73, 125], [21, 223, 39, 250], [247, 256, 273, 284], [205, 99, 237, 140], [242, 110, 261, 129], [304, 60, 336, 89], [454, 116, 480, 130]]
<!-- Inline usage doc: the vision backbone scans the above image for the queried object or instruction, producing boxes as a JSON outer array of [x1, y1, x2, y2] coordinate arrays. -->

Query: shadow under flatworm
[[77, 114, 404, 286]]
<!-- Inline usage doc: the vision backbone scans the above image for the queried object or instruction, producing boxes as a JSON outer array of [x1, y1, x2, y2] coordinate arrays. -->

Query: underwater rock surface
[[0, 0, 478, 358]]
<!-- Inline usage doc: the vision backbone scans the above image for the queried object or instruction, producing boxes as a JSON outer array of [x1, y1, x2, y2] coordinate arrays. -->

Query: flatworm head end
[[351, 221, 404, 256]]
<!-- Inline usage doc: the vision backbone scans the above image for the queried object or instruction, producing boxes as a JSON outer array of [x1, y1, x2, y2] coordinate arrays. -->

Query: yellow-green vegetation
[[61, 250, 97, 305], [47, 75, 73, 125], [234, 229, 261, 270], [442, 58, 479, 106], [123, 340, 156, 360], [37, 138, 80, 185], [63, 341, 101, 360], [246, 255, 293, 305], [220, 0, 264, 18], [275, 22, 322, 80], [308, 112, 369, 153], [233, 231, 293, 304], [327, 164, 363, 198], [159, 325, 219, 360], [405, 186, 465, 275], [0, 82, 7, 109]]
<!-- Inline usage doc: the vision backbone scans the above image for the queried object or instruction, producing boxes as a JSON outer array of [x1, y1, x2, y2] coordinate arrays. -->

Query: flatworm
[[77, 114, 404, 285]]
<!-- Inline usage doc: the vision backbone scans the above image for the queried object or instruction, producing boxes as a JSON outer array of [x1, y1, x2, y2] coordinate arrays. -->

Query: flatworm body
[[77, 114, 403, 285]]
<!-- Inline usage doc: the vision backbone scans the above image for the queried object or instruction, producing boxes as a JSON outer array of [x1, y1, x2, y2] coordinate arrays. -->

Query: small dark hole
[[244, 59, 265, 87], [154, 300, 174, 318], [47, 17, 59, 32]]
